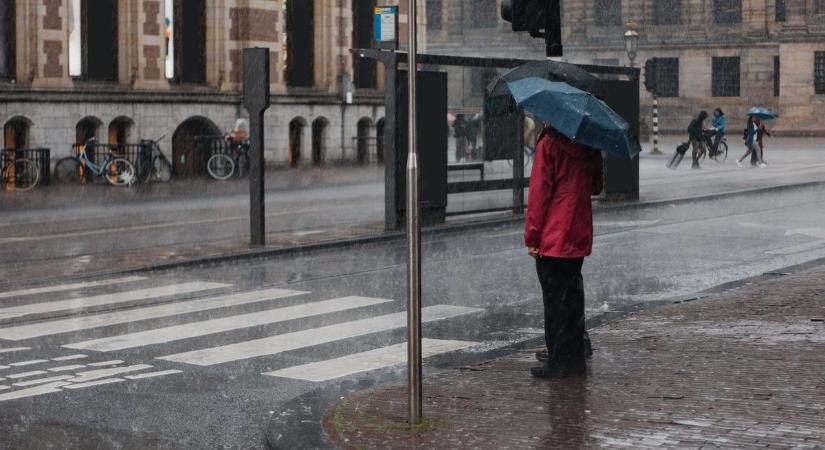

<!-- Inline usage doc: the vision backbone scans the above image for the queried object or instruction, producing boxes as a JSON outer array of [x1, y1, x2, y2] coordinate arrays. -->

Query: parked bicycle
[[206, 137, 249, 181], [1, 150, 40, 191], [54, 138, 136, 186], [136, 135, 173, 183]]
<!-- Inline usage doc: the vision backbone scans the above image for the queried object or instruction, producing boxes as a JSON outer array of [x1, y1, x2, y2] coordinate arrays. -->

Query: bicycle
[[1, 150, 40, 192], [136, 135, 173, 183], [699, 130, 728, 163], [206, 137, 249, 181], [53, 138, 136, 186]]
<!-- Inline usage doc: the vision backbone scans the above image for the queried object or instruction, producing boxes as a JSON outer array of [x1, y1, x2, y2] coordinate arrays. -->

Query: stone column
[[34, 0, 72, 88]]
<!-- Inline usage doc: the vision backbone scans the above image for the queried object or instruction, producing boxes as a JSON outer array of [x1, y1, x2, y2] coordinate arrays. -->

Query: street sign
[[373, 6, 398, 50]]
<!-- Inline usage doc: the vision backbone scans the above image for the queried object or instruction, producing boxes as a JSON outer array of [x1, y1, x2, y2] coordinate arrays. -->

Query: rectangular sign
[[373, 5, 398, 48]]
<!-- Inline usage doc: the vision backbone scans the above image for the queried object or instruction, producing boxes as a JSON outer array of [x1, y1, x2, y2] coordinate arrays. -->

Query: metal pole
[[406, 0, 422, 426], [650, 91, 662, 154]]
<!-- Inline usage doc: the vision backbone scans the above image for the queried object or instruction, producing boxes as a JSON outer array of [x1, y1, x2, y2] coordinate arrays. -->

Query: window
[[285, 0, 314, 88], [714, 0, 741, 24], [656, 58, 679, 97], [353, 0, 376, 89], [594, 0, 622, 26], [168, 0, 206, 84], [712, 57, 740, 97], [0, 0, 14, 79], [653, 0, 682, 25], [69, 0, 118, 80], [465, 0, 498, 28], [427, 0, 443, 30], [815, 52, 825, 95], [775, 0, 786, 22], [3, 118, 29, 150], [818, 0, 825, 14], [773, 56, 780, 97]]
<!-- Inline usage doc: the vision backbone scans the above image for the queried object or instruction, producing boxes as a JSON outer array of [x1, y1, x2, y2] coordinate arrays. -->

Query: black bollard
[[243, 48, 271, 246]]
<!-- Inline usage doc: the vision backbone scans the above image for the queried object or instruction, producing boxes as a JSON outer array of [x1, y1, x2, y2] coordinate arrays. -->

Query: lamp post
[[623, 28, 639, 67]]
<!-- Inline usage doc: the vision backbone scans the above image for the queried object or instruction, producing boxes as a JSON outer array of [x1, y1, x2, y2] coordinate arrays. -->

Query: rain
[[1, 1, 824, 449]]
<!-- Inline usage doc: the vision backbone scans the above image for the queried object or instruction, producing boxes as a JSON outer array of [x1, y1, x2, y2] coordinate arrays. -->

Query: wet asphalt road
[[2, 184, 825, 449]]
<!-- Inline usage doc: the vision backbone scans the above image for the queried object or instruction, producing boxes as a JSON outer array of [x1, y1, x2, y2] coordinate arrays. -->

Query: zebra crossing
[[0, 275, 485, 402]]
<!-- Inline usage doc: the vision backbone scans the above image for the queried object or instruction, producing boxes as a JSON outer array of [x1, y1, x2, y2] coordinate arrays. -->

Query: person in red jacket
[[525, 125, 603, 378]]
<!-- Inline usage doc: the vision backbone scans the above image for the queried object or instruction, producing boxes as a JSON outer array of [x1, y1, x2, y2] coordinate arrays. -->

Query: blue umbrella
[[506, 77, 641, 159], [747, 107, 778, 120]]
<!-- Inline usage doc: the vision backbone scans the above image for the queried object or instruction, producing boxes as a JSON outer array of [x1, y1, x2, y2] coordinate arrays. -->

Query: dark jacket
[[525, 128, 603, 258], [687, 111, 709, 141]]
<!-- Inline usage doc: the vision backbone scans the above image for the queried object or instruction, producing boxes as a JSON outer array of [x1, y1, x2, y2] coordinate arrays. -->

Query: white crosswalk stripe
[[64, 296, 393, 352], [263, 339, 477, 382], [158, 305, 484, 366], [0, 288, 308, 340], [0, 282, 230, 320], [0, 276, 146, 300], [0, 276, 491, 402]]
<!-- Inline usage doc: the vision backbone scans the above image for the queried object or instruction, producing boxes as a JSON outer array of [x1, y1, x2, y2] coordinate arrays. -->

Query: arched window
[[167, 0, 206, 83], [289, 118, 306, 167], [171, 116, 221, 177], [69, 0, 118, 80], [352, 0, 376, 89], [285, 0, 314, 88], [375, 118, 385, 164], [76, 117, 102, 146], [0, 0, 15, 79], [3, 117, 31, 150], [109, 117, 135, 145], [311, 118, 328, 166], [356, 117, 372, 164]]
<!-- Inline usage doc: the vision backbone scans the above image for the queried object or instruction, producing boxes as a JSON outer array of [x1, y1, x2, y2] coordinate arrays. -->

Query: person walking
[[708, 108, 726, 159], [525, 125, 603, 379], [738, 116, 759, 167], [755, 118, 771, 167], [688, 111, 709, 169]]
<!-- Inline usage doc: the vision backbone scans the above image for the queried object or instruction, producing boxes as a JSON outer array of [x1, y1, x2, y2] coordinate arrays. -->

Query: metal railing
[[1, 148, 51, 186], [195, 136, 249, 177]]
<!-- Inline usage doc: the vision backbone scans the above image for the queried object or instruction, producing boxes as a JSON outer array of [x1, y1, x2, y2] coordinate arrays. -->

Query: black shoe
[[530, 360, 586, 379]]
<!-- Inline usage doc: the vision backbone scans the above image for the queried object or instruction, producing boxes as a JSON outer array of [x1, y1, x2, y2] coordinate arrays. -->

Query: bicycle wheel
[[152, 155, 173, 182], [207, 153, 234, 180], [2, 159, 40, 191], [54, 157, 82, 183], [234, 153, 249, 178], [104, 158, 136, 186], [715, 141, 728, 163]]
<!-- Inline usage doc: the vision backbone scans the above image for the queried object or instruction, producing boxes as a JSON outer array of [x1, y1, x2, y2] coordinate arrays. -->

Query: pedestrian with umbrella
[[508, 77, 640, 379], [738, 108, 777, 168]]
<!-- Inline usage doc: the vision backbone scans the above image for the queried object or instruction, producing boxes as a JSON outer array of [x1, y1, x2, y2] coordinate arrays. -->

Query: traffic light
[[644, 58, 658, 93], [500, 0, 562, 57]]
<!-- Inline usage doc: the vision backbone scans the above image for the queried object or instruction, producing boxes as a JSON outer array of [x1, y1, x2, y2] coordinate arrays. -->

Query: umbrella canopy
[[746, 107, 778, 120], [506, 77, 641, 160], [487, 60, 607, 99]]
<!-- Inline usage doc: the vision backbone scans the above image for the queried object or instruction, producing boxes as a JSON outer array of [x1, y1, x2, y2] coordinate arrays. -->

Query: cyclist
[[707, 108, 726, 159], [687, 110, 709, 169]]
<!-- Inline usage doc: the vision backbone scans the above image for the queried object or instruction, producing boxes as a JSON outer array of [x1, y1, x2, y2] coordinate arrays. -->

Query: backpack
[[676, 142, 690, 155]]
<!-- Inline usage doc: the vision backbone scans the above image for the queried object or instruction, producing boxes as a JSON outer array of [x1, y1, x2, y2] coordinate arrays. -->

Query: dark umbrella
[[506, 77, 641, 159], [487, 60, 607, 99], [746, 107, 778, 120]]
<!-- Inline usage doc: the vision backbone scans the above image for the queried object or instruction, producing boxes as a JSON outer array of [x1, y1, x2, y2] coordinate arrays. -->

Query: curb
[[6, 179, 825, 291]]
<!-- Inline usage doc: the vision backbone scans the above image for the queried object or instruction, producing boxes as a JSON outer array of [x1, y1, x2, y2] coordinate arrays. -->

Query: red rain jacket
[[525, 128, 604, 258]]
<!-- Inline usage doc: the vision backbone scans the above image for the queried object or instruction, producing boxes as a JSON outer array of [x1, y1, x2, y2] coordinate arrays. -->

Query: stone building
[[426, 0, 825, 135], [0, 0, 425, 174]]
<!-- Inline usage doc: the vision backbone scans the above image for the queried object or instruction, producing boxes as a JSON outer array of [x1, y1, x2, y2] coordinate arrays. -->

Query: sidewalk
[[323, 266, 825, 449]]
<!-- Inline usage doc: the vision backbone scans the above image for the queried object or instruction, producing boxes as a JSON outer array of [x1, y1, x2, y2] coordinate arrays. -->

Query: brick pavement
[[324, 268, 825, 449]]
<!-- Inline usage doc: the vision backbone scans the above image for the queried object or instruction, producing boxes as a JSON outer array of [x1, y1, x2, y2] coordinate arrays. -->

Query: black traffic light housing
[[644, 58, 658, 93], [500, 0, 562, 57]]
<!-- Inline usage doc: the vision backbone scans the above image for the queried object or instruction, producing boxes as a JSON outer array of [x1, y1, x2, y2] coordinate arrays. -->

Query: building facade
[[426, 0, 825, 135], [0, 0, 426, 173]]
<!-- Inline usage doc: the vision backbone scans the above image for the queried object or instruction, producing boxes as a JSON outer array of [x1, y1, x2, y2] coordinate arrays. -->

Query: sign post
[[404, 0, 423, 426], [243, 48, 270, 246]]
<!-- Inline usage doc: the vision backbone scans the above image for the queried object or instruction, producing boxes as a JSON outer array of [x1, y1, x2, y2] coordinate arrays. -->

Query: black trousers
[[535, 256, 585, 365]]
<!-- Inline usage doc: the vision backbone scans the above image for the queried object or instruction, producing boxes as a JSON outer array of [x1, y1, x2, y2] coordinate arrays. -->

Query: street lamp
[[623, 28, 639, 67]]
